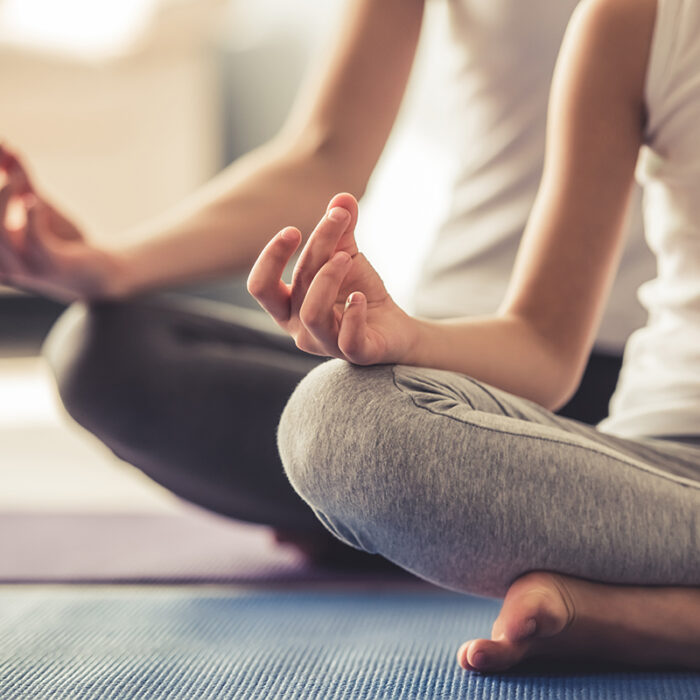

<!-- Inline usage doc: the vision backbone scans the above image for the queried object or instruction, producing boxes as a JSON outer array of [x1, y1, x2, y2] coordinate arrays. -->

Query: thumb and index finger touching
[[0, 144, 37, 199], [248, 192, 360, 325]]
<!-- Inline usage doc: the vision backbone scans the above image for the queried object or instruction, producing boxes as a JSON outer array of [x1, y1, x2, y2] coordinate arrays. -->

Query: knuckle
[[339, 339, 359, 362], [299, 304, 320, 330], [294, 271, 313, 292], [295, 333, 314, 355], [246, 275, 264, 299]]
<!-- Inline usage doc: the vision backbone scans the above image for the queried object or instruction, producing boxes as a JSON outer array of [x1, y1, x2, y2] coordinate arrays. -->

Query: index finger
[[0, 145, 35, 195], [247, 227, 301, 322]]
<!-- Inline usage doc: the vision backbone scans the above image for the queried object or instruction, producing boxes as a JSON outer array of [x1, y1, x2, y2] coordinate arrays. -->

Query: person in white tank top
[[245, 0, 700, 674], [599, 0, 700, 439], [369, 0, 657, 424], [1, 0, 698, 675], [0, 0, 653, 426], [412, 0, 655, 354]]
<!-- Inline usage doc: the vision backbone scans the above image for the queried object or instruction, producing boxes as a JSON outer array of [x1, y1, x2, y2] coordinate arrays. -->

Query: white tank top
[[599, 0, 700, 438], [411, 0, 656, 354]]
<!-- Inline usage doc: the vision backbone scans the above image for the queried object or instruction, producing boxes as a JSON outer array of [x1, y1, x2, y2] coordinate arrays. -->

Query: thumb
[[1, 147, 36, 196], [23, 198, 55, 269], [338, 291, 372, 364]]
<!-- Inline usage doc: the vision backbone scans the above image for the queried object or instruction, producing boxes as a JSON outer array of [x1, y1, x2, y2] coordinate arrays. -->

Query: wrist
[[95, 245, 138, 300], [397, 315, 434, 367]]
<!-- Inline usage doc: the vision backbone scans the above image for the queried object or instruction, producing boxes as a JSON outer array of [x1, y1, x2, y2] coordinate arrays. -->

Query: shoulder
[[572, 0, 656, 35], [561, 0, 657, 105]]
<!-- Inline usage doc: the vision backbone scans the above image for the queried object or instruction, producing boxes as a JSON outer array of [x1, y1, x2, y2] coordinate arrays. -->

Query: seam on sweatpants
[[462, 374, 510, 414], [390, 366, 700, 491]]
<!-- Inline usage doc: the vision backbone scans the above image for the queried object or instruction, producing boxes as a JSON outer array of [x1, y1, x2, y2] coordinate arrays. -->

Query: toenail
[[523, 618, 537, 637], [472, 651, 488, 669]]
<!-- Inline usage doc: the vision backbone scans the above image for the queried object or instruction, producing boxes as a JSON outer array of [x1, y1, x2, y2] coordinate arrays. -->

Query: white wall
[[0, 0, 224, 242]]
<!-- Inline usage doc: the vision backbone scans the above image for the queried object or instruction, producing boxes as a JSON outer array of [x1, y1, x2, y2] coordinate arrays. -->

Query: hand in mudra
[[247, 193, 417, 365], [0, 144, 120, 301]]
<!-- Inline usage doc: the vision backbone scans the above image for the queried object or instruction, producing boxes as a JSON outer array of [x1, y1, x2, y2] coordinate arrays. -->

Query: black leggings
[[42, 294, 623, 534]]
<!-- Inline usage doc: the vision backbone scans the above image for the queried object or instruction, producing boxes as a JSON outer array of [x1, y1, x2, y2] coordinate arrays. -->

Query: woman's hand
[[0, 145, 125, 302], [247, 192, 418, 365]]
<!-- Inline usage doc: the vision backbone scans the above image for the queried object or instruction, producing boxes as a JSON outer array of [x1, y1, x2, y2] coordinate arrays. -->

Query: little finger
[[247, 227, 301, 322]]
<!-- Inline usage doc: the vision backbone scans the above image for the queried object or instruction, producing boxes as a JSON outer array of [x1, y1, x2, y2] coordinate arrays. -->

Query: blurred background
[[0, 0, 449, 519]]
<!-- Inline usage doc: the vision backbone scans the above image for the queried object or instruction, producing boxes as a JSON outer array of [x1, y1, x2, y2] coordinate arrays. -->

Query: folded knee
[[42, 301, 154, 442], [278, 360, 409, 528]]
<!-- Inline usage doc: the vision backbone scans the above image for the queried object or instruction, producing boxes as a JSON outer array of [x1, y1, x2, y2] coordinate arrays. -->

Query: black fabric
[[44, 296, 325, 532], [557, 351, 623, 425]]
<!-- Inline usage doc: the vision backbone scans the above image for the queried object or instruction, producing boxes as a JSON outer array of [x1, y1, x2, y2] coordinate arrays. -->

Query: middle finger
[[290, 206, 351, 308], [298, 251, 352, 354]]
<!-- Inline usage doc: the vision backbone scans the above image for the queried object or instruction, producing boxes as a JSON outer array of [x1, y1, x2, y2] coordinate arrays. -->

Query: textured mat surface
[[0, 512, 407, 583], [1, 588, 698, 699]]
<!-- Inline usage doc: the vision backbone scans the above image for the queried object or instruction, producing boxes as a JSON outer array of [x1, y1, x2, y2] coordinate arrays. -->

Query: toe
[[457, 640, 472, 671], [466, 638, 528, 673], [456, 640, 475, 670], [494, 572, 573, 642]]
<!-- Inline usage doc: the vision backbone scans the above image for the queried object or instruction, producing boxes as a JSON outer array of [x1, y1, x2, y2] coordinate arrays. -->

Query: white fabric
[[412, 0, 655, 353], [600, 0, 700, 438]]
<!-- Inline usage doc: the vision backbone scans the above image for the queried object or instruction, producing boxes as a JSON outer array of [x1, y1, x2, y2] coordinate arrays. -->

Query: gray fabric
[[278, 360, 700, 598]]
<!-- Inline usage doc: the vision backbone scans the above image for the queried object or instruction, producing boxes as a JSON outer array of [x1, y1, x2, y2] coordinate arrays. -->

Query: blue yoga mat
[[1, 589, 698, 699]]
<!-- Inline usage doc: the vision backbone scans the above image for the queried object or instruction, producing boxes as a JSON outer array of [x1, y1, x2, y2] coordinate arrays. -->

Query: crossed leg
[[44, 298, 700, 670], [278, 360, 700, 671]]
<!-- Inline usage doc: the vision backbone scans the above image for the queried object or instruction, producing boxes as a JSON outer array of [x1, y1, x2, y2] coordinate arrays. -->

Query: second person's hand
[[247, 192, 418, 365]]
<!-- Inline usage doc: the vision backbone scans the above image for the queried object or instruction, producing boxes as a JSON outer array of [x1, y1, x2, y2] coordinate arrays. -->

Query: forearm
[[405, 313, 577, 410], [109, 137, 358, 297]]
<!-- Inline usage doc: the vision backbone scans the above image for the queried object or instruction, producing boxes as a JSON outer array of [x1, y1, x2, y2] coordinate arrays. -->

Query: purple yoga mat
[[0, 508, 411, 584]]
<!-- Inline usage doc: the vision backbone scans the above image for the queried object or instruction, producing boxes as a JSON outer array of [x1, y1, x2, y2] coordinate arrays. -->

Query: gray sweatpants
[[278, 360, 700, 598]]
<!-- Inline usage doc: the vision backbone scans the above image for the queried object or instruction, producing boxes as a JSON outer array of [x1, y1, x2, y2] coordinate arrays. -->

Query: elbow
[[312, 134, 371, 199], [544, 381, 578, 413], [540, 356, 589, 412], [277, 123, 372, 200], [502, 312, 588, 412]]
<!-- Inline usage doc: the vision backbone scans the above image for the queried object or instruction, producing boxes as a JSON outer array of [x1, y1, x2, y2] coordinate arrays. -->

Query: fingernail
[[334, 252, 351, 266], [281, 228, 298, 242], [347, 292, 361, 303], [328, 207, 350, 223]]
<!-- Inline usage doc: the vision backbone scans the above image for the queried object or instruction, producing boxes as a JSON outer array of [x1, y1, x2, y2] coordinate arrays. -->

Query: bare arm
[[248, 0, 656, 410], [0, 0, 424, 299], [403, 0, 655, 407]]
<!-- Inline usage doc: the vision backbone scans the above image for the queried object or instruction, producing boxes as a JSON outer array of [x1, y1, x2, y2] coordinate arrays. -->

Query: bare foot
[[457, 571, 700, 673]]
